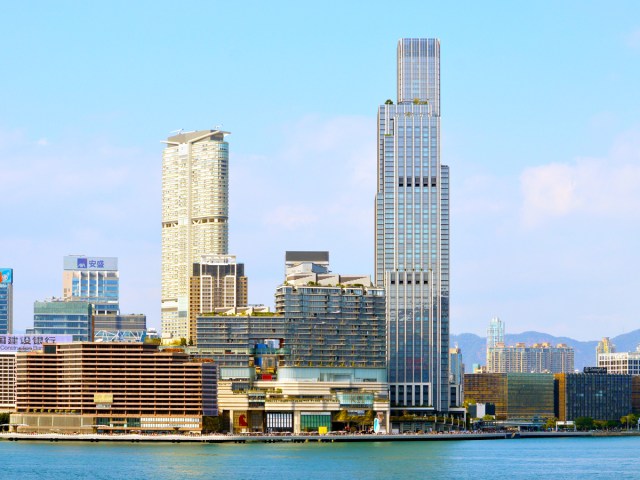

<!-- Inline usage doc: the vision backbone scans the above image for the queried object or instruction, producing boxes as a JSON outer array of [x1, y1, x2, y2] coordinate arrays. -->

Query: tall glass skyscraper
[[375, 39, 450, 412], [0, 269, 13, 334], [486, 316, 504, 365], [161, 130, 230, 341]]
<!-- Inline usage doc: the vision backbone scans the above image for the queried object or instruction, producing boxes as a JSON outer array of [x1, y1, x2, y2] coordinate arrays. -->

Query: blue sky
[[1, 1, 639, 340]]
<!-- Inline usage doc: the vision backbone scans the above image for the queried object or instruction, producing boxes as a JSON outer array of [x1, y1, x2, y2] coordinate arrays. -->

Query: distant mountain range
[[451, 329, 640, 373]]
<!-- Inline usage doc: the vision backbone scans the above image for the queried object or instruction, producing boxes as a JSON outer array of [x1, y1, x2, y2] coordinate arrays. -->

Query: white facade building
[[598, 349, 640, 375], [161, 130, 230, 340]]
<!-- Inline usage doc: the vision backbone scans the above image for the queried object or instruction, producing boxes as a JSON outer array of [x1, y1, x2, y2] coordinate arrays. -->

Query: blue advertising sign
[[0, 269, 13, 285], [63, 256, 117, 271]]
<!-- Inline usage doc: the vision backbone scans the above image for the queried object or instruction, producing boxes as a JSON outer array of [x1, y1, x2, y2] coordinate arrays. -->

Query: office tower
[[486, 316, 504, 368], [0, 269, 13, 334], [161, 129, 230, 340], [31, 300, 93, 342], [555, 372, 632, 422], [62, 256, 119, 315], [375, 39, 449, 411], [464, 373, 555, 421], [449, 346, 464, 407], [189, 254, 247, 343], [486, 316, 504, 362]]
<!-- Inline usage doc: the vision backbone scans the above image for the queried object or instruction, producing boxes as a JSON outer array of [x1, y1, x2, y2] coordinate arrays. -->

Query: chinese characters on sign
[[76, 258, 106, 269], [0, 335, 73, 352]]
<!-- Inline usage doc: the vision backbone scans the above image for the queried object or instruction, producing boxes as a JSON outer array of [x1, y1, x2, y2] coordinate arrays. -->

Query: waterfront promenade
[[0, 430, 602, 444]]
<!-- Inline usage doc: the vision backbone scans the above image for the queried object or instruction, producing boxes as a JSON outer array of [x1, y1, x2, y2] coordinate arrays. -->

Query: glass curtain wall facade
[[62, 256, 119, 315], [375, 38, 449, 411], [464, 373, 554, 421], [486, 317, 504, 364], [0, 269, 13, 334], [32, 300, 93, 342], [555, 373, 632, 421]]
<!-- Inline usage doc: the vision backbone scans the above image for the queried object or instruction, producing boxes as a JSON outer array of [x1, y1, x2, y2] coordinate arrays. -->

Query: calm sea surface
[[1, 436, 638, 479]]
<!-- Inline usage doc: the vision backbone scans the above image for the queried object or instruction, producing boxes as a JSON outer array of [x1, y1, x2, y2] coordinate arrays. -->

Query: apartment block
[[161, 130, 231, 341]]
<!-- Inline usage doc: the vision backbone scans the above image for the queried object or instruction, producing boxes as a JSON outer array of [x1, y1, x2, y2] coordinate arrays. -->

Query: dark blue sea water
[[2, 437, 638, 479]]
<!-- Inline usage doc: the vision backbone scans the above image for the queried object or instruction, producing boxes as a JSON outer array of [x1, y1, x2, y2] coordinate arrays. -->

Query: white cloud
[[520, 127, 640, 228], [0, 128, 159, 332], [453, 127, 640, 339]]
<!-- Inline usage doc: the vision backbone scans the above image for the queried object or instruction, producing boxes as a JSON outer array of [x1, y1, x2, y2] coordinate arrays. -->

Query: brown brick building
[[11, 342, 217, 433]]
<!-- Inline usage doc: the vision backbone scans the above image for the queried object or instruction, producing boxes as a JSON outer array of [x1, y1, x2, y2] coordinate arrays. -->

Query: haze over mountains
[[452, 329, 640, 373]]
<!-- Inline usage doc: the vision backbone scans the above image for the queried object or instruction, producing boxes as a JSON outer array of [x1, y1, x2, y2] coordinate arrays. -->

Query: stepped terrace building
[[11, 342, 217, 433], [190, 253, 390, 433]]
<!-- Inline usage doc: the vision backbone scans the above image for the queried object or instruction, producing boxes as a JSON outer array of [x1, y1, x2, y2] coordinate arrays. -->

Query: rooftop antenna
[[169, 128, 184, 135]]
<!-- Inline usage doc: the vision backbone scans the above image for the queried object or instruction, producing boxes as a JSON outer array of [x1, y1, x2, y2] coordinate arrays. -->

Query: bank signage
[[0, 334, 72, 352], [63, 256, 117, 271], [584, 367, 607, 374]]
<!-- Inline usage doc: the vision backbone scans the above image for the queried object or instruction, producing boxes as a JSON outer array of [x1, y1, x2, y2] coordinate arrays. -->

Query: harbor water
[[2, 436, 638, 479]]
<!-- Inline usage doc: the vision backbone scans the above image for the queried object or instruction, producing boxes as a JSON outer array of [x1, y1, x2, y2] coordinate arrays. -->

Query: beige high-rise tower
[[161, 130, 230, 340]]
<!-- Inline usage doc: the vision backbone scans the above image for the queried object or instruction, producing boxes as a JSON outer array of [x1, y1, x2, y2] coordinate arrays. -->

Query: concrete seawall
[[0, 431, 595, 444]]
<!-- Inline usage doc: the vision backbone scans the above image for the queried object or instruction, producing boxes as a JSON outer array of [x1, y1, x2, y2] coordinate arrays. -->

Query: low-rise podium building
[[11, 342, 217, 433], [190, 252, 390, 434]]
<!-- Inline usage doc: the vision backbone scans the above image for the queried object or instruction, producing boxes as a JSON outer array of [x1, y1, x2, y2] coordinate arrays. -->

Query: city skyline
[[1, 1, 640, 339]]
